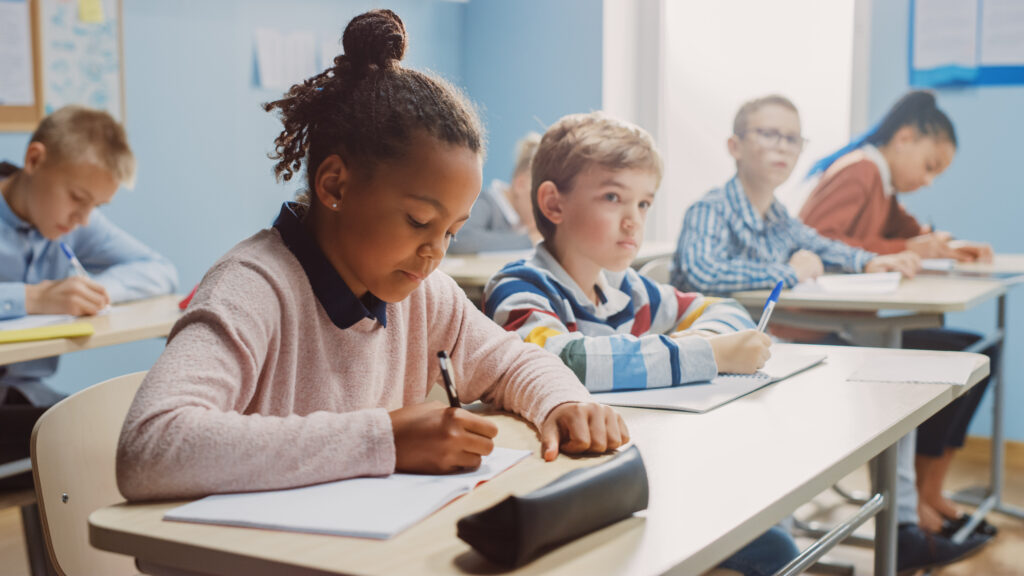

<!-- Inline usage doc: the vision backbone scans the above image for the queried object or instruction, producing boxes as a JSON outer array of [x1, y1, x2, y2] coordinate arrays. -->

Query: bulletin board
[[0, 0, 44, 131], [0, 0, 124, 133], [910, 0, 1024, 88]]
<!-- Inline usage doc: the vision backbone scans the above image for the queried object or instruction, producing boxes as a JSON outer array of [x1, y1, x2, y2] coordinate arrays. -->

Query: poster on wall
[[911, 0, 1024, 87], [41, 0, 124, 121]]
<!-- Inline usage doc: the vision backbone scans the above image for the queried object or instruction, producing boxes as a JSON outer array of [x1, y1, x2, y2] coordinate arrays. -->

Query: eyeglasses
[[740, 128, 808, 151]]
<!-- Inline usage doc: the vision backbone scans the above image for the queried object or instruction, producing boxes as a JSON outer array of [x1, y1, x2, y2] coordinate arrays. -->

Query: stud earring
[[332, 203, 338, 209]]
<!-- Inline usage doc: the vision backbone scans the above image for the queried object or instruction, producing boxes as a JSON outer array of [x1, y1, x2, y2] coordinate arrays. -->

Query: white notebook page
[[165, 447, 530, 539]]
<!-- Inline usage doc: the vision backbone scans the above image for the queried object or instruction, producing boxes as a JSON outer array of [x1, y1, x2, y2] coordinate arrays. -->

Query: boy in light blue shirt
[[0, 106, 178, 408]]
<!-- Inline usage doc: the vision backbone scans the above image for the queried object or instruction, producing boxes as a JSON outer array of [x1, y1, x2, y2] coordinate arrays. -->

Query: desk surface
[[0, 295, 181, 366], [440, 240, 675, 289], [89, 344, 988, 576], [952, 254, 1024, 276], [732, 276, 1006, 313]]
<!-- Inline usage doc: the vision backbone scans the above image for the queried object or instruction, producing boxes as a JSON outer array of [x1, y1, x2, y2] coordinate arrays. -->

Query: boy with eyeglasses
[[670, 94, 917, 294], [671, 95, 990, 574]]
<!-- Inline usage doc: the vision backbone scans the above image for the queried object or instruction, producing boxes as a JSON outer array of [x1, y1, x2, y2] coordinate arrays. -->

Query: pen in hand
[[437, 350, 461, 408], [60, 242, 90, 278], [756, 281, 783, 333]]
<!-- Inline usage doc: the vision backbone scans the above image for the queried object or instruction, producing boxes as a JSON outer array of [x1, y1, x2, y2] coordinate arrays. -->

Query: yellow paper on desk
[[0, 322, 95, 344]]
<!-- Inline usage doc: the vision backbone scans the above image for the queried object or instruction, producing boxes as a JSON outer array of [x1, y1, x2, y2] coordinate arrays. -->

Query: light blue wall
[[869, 0, 1024, 441], [2, 0, 467, 395], [463, 0, 603, 185]]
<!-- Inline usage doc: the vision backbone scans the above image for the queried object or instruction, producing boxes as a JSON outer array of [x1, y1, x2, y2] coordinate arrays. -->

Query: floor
[[795, 444, 1024, 575]]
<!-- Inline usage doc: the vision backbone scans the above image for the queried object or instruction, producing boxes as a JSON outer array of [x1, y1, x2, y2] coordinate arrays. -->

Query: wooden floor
[[795, 440, 1024, 576], [1, 442, 1022, 575]]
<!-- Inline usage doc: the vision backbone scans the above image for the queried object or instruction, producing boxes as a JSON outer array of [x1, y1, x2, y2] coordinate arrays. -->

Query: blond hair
[[512, 132, 541, 178], [732, 94, 798, 137], [30, 106, 136, 188], [531, 112, 662, 242]]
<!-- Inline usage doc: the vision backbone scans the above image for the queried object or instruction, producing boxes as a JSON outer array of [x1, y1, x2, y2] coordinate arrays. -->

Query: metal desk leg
[[950, 294, 1024, 528], [873, 443, 899, 576]]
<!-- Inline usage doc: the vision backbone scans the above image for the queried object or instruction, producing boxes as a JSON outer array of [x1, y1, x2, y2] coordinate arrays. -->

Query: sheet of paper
[[165, 447, 530, 539], [792, 272, 901, 294], [793, 272, 901, 295], [980, 0, 1024, 66], [921, 258, 955, 272], [847, 354, 976, 385], [255, 28, 317, 91], [0, 314, 77, 332], [912, 0, 979, 70], [78, 0, 104, 23], [0, 0, 36, 106]]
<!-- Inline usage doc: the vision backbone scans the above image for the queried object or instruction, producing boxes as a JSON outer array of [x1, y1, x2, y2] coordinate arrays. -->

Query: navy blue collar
[[273, 202, 387, 329]]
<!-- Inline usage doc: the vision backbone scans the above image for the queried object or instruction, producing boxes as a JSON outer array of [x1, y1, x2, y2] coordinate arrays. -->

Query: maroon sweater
[[800, 151, 923, 254]]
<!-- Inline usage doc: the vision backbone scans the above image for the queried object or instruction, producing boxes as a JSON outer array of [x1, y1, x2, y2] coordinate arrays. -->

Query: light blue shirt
[[671, 175, 876, 294], [1, 171, 179, 404]]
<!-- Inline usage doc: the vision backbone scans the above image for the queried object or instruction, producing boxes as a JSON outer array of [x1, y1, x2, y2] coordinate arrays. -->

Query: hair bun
[[342, 9, 407, 70]]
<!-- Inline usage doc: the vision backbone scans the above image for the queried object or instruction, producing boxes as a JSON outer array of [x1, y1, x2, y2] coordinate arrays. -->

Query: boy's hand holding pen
[[23, 242, 109, 316]]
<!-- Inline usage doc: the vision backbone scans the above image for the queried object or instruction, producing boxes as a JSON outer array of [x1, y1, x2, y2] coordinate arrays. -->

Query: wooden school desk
[[440, 240, 676, 303], [89, 344, 988, 576], [732, 275, 1010, 541], [0, 295, 183, 367]]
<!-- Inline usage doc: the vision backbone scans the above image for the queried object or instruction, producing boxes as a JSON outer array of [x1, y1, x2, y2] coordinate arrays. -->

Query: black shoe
[[896, 523, 991, 575], [940, 513, 998, 539]]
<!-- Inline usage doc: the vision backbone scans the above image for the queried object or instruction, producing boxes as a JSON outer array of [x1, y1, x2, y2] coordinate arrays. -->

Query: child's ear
[[22, 142, 47, 174], [313, 154, 347, 211], [726, 135, 742, 162], [536, 180, 565, 225], [892, 125, 918, 147]]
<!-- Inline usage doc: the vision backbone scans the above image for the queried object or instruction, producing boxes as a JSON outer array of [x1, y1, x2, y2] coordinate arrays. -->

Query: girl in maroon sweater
[[802, 91, 996, 539]]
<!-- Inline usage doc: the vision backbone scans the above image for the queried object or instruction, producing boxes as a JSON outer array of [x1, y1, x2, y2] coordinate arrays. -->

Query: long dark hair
[[807, 90, 956, 177]]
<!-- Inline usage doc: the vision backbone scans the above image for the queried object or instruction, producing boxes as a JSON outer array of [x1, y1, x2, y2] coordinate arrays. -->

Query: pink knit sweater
[[116, 228, 591, 501]]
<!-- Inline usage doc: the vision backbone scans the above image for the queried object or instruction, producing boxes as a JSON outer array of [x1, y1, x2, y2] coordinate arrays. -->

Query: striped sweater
[[483, 243, 755, 392]]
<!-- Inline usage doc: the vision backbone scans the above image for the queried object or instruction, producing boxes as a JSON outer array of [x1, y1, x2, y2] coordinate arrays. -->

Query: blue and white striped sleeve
[[486, 271, 717, 392], [678, 202, 799, 293]]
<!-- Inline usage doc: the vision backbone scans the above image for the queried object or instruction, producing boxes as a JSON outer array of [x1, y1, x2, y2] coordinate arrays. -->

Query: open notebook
[[164, 447, 530, 540], [592, 350, 826, 413], [792, 272, 901, 294]]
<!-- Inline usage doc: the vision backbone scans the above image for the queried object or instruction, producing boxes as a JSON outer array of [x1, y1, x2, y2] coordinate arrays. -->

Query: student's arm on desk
[[116, 270, 393, 502], [677, 202, 798, 292], [438, 273, 624, 460], [791, 215, 875, 273], [70, 209, 179, 303]]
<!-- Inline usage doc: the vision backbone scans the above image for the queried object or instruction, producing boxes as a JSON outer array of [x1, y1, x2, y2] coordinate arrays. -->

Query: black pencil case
[[456, 445, 649, 567]]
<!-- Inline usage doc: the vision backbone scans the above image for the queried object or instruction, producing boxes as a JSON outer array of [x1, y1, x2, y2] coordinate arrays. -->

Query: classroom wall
[[868, 0, 1024, 441], [462, 0, 603, 186], [1, 0, 467, 395]]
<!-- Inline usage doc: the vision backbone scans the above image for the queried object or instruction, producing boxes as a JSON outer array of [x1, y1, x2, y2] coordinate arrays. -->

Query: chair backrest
[[637, 256, 673, 284], [31, 371, 146, 576]]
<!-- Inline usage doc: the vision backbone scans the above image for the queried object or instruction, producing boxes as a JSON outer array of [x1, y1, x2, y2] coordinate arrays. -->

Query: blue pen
[[756, 281, 783, 333], [60, 242, 90, 278]]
